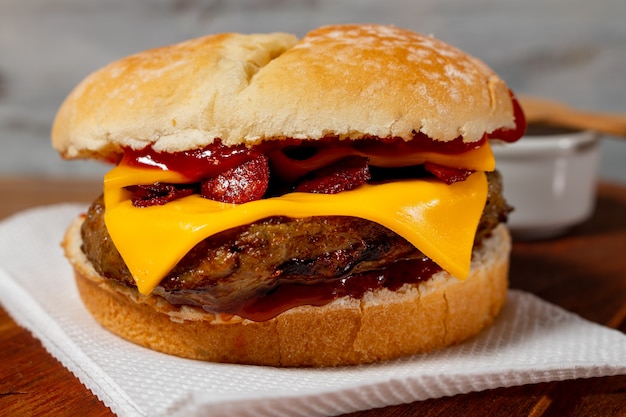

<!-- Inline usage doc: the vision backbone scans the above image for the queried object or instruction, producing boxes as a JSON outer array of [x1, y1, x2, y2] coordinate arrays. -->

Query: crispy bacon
[[424, 162, 473, 184], [294, 156, 371, 194], [201, 154, 270, 203], [126, 183, 198, 207]]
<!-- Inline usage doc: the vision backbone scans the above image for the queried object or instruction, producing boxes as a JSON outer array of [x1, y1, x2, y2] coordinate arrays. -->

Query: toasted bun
[[52, 24, 516, 162], [63, 215, 510, 367]]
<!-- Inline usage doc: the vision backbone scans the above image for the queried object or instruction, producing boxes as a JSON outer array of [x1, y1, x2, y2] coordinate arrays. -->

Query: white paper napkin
[[1, 204, 625, 417]]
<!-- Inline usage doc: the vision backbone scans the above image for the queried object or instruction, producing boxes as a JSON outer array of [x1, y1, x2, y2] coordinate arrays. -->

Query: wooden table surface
[[1, 176, 625, 417]]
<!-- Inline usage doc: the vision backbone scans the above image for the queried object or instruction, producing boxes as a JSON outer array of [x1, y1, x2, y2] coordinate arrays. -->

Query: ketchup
[[232, 258, 442, 322], [488, 92, 527, 142], [121, 142, 263, 182]]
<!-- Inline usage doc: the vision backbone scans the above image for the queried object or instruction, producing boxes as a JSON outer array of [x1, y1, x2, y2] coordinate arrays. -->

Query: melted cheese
[[103, 165, 488, 295]]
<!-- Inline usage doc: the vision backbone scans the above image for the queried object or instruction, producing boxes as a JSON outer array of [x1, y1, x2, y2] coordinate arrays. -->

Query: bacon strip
[[201, 155, 270, 203], [126, 183, 198, 207], [294, 156, 371, 194], [424, 162, 473, 185]]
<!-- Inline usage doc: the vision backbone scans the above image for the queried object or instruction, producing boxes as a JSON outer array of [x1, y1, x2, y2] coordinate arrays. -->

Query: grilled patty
[[81, 171, 510, 312]]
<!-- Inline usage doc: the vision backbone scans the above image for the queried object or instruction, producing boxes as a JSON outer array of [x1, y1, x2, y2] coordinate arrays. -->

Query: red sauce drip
[[232, 258, 442, 322], [120, 142, 263, 182], [488, 92, 527, 143]]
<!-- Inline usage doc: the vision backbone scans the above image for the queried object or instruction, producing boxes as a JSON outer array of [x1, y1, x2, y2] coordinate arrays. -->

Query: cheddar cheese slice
[[103, 165, 488, 295]]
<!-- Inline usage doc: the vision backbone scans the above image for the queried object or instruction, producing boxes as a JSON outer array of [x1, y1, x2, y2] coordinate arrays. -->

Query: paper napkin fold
[[1, 204, 625, 417]]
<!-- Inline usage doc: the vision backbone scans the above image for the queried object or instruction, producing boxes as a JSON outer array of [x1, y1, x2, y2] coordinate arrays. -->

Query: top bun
[[52, 24, 516, 161]]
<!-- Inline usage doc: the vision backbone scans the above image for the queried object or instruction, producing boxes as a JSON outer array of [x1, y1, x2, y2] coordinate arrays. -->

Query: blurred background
[[1, 0, 625, 182]]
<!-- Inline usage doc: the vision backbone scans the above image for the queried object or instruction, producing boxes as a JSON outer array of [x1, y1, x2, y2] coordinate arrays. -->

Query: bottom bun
[[63, 217, 510, 367]]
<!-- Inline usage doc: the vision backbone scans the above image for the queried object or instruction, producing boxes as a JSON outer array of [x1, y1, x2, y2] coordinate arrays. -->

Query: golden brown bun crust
[[63, 216, 510, 367], [52, 24, 516, 162]]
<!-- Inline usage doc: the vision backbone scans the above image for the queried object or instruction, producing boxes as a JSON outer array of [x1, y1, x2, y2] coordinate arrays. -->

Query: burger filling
[[80, 168, 510, 322]]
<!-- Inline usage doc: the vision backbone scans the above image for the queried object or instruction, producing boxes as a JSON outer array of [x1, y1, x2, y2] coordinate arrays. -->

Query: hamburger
[[52, 24, 525, 367]]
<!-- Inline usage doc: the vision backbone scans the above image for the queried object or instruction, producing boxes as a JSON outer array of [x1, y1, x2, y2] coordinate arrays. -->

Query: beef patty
[[80, 171, 511, 313]]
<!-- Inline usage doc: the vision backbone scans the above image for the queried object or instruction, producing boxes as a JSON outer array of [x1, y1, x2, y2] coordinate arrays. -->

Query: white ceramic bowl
[[492, 124, 600, 240]]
